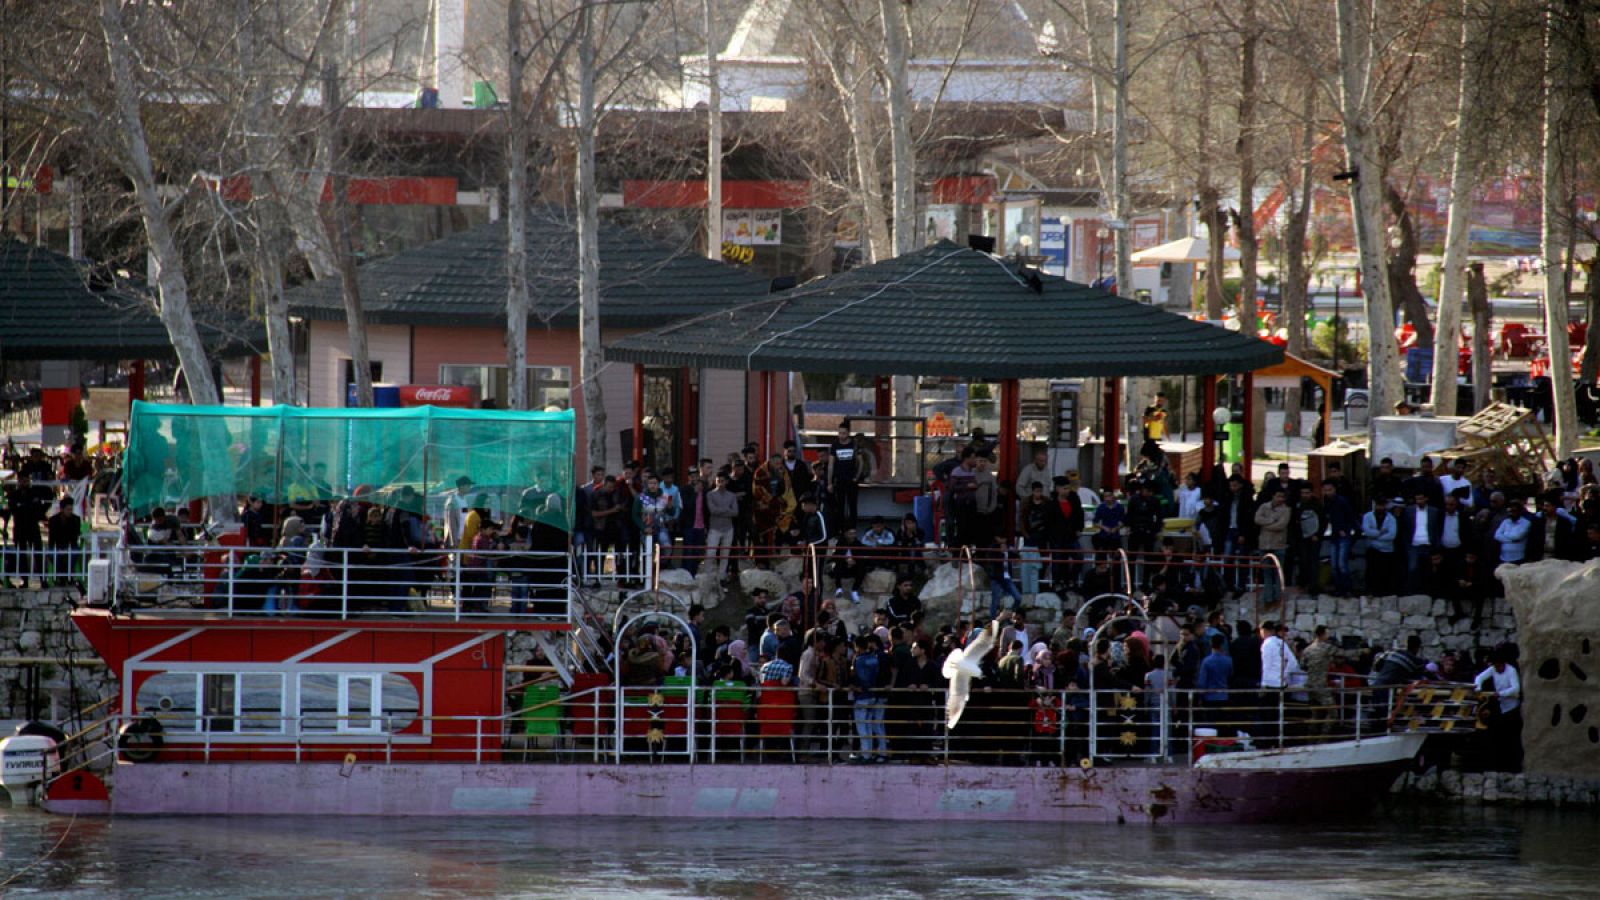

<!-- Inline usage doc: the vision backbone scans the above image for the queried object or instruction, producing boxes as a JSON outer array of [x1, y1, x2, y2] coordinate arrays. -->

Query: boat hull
[[95, 753, 1414, 824]]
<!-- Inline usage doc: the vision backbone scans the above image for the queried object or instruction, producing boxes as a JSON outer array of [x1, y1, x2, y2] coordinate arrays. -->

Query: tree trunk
[[1469, 263, 1492, 411], [1431, 0, 1485, 415], [878, 0, 915, 257], [237, 0, 294, 405], [1580, 259, 1600, 385], [1234, 0, 1258, 324], [877, 0, 919, 480], [1384, 183, 1435, 347], [505, 0, 529, 410], [320, 61, 373, 409], [1110, 0, 1132, 298], [1199, 188, 1227, 320], [1334, 0, 1402, 435], [843, 62, 891, 263], [576, 6, 607, 470], [1542, 0, 1578, 457], [705, 0, 722, 261], [1280, 83, 1316, 437], [98, 0, 219, 406]]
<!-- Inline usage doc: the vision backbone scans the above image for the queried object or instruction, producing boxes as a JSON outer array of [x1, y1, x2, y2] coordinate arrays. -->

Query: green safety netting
[[123, 401, 576, 530]]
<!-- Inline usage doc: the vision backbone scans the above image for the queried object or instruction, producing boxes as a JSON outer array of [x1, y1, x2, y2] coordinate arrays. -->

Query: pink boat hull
[[100, 758, 1411, 824]]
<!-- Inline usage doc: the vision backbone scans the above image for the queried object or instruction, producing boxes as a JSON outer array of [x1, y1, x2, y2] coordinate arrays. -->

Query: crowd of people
[[600, 587, 1524, 770]]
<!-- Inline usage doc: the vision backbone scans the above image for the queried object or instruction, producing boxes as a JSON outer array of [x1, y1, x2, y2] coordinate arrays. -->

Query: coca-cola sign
[[399, 385, 479, 407]]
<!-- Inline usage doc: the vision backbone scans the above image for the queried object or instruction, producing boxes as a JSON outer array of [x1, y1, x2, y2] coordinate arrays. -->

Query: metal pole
[[340, 549, 349, 620]]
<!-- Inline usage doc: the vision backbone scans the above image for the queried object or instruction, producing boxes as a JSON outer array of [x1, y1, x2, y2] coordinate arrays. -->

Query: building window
[[439, 364, 571, 410], [135, 672, 199, 733]]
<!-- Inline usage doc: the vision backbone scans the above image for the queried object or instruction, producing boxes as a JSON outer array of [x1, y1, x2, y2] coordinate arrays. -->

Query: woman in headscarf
[[725, 639, 754, 682], [1028, 643, 1055, 689]]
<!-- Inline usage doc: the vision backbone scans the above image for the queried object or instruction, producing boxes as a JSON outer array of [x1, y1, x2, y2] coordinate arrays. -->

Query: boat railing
[[110, 543, 572, 621], [99, 682, 1484, 769]]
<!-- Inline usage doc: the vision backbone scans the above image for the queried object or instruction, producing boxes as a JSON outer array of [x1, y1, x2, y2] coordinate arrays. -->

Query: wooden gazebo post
[[998, 377, 1019, 487], [1201, 375, 1218, 478], [632, 364, 645, 465], [1242, 371, 1256, 484], [1102, 378, 1120, 491], [129, 360, 145, 403]]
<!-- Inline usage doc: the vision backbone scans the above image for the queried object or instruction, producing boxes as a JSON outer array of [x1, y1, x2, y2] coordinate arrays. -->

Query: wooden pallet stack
[[1437, 402, 1556, 487]]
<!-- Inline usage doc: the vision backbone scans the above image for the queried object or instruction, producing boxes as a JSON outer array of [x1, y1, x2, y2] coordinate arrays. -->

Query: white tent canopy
[[1131, 236, 1240, 263]]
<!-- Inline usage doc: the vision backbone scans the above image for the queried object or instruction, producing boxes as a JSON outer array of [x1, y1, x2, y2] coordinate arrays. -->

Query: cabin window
[[298, 672, 410, 735], [135, 672, 199, 732], [380, 674, 420, 731], [202, 674, 236, 732], [340, 674, 380, 734], [239, 674, 286, 734], [298, 673, 341, 733]]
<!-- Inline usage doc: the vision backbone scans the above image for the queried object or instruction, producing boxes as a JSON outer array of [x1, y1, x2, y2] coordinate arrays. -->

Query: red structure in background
[[71, 611, 554, 763]]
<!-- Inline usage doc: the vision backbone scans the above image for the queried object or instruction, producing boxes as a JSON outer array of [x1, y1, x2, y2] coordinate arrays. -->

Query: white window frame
[[337, 673, 382, 735]]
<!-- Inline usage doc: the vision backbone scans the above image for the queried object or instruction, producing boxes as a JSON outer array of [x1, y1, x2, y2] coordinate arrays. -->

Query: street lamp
[[1330, 275, 1344, 372], [1212, 405, 1231, 462]]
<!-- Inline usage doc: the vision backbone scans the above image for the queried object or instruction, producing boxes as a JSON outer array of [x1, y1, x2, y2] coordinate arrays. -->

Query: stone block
[[739, 568, 789, 598], [656, 568, 695, 589], [1380, 610, 1403, 625], [1336, 597, 1361, 617], [1402, 614, 1434, 628], [17, 631, 40, 652], [1032, 592, 1063, 612], [776, 556, 806, 578], [1399, 595, 1432, 616], [860, 569, 897, 595]]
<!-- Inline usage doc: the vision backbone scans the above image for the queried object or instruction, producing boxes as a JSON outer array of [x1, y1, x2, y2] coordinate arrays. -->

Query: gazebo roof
[[284, 206, 772, 328], [606, 241, 1282, 378], [0, 239, 262, 361]]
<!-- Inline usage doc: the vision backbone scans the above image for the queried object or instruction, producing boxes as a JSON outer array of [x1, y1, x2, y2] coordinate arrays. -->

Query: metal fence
[[115, 544, 571, 620]]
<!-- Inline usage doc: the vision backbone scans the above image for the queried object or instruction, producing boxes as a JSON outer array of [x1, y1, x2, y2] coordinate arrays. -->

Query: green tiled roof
[[284, 206, 772, 327], [605, 241, 1283, 378], [0, 239, 262, 361]]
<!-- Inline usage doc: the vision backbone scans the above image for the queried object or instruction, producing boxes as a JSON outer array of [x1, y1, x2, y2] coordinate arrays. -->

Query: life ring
[[118, 717, 164, 762]]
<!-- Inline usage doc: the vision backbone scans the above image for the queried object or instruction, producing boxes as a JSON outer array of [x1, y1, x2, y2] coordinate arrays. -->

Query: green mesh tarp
[[123, 402, 575, 530]]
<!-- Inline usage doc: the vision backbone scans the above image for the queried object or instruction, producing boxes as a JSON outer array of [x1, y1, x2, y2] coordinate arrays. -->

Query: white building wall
[[308, 320, 413, 408], [698, 368, 748, 465]]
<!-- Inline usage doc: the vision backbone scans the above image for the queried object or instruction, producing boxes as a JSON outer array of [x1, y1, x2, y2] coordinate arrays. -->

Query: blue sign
[[1040, 216, 1068, 276]]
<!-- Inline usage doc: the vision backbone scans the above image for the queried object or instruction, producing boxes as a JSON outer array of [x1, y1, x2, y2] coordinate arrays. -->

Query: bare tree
[[1333, 0, 1401, 434], [1542, 0, 1579, 456], [704, 0, 723, 261], [1233, 0, 1260, 322], [98, 0, 220, 405], [1429, 0, 1488, 414], [575, 2, 607, 468], [507, 0, 532, 410]]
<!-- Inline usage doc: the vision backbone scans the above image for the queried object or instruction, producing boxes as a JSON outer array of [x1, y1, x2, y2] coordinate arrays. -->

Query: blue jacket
[[1196, 653, 1234, 703], [852, 652, 881, 699], [1362, 510, 1397, 552]]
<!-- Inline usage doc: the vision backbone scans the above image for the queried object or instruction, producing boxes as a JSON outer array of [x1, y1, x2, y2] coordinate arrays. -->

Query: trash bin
[[1224, 422, 1243, 463]]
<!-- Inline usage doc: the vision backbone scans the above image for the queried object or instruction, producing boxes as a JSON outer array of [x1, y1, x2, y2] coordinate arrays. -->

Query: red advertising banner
[[398, 385, 479, 408]]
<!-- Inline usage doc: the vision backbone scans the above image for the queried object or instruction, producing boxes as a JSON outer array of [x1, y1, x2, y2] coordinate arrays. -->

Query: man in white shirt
[[796, 630, 826, 751], [442, 475, 474, 548], [1258, 621, 1302, 746], [1474, 650, 1522, 771], [1438, 458, 1474, 510]]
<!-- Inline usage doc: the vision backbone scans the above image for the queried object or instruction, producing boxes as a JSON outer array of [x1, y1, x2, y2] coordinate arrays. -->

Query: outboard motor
[[0, 722, 63, 806]]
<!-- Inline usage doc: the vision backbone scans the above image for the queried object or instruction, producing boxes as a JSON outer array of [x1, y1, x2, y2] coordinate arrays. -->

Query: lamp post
[[1212, 404, 1232, 463], [1331, 274, 1344, 372]]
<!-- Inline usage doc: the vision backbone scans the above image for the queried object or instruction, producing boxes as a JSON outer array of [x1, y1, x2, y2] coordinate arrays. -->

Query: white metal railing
[[572, 537, 654, 589], [0, 543, 92, 587], [101, 682, 1475, 769], [114, 543, 571, 620]]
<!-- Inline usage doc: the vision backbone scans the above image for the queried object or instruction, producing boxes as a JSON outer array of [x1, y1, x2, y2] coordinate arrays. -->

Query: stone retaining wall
[[1392, 769, 1600, 808], [0, 588, 116, 720]]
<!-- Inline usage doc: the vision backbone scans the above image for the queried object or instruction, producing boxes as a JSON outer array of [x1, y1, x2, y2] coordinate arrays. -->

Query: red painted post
[[249, 356, 262, 407], [1242, 371, 1256, 485], [129, 360, 145, 403], [758, 371, 773, 456], [998, 378, 1020, 488], [1102, 378, 1120, 491], [1201, 375, 1218, 479], [681, 367, 698, 469], [632, 364, 645, 466]]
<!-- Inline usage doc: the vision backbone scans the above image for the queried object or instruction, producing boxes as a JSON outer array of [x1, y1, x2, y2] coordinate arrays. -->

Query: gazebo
[[0, 239, 264, 440], [606, 240, 1282, 488]]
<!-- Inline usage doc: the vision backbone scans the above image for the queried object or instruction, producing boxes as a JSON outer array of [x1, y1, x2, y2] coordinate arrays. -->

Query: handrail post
[[1117, 548, 1132, 594], [1355, 688, 1362, 742], [1277, 689, 1285, 747], [452, 549, 463, 622], [339, 549, 349, 620], [1088, 688, 1098, 761], [1058, 688, 1068, 761], [827, 691, 834, 764], [225, 552, 236, 617]]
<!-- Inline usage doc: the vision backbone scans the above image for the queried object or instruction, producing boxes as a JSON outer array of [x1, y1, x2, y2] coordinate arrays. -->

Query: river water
[[0, 804, 1594, 897]]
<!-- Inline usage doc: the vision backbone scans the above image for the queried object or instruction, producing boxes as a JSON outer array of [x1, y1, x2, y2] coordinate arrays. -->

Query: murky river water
[[0, 803, 1594, 897]]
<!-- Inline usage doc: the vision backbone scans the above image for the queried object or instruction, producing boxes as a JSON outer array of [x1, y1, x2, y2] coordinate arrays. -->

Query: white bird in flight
[[942, 620, 998, 729]]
